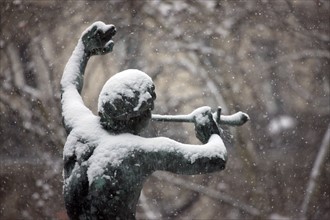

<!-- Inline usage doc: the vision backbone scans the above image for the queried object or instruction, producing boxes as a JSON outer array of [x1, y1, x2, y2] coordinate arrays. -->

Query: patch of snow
[[60, 39, 85, 90], [191, 106, 211, 125], [62, 111, 226, 186], [80, 21, 114, 38], [98, 69, 153, 114], [63, 91, 227, 186], [86, 133, 226, 185]]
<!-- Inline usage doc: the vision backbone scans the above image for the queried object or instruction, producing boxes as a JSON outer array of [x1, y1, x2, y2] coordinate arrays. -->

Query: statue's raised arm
[[60, 21, 116, 133]]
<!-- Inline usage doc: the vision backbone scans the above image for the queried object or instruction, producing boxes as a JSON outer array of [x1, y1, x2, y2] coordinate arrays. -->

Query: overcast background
[[1, 0, 329, 219]]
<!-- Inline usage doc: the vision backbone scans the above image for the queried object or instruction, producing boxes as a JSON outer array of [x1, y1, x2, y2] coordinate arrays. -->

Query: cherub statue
[[61, 21, 246, 220]]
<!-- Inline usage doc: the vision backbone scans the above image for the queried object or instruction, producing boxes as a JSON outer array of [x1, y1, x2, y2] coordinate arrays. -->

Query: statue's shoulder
[[63, 133, 97, 163]]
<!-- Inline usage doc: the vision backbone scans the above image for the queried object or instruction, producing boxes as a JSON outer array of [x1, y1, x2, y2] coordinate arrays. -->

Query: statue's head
[[98, 69, 156, 134]]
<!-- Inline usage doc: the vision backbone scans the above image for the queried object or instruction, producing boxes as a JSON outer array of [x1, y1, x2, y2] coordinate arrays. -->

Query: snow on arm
[[61, 21, 115, 131], [61, 37, 87, 91], [61, 37, 93, 131], [148, 134, 227, 164], [86, 133, 227, 185]]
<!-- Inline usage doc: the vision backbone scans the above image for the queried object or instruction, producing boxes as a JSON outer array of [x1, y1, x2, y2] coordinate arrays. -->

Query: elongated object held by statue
[[151, 107, 249, 126]]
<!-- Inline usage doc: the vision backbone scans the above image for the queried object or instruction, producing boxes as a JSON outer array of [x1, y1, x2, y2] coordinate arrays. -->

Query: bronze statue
[[61, 21, 248, 220]]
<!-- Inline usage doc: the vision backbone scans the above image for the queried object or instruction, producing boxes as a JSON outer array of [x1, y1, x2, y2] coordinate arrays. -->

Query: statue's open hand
[[81, 21, 116, 56], [192, 106, 220, 144]]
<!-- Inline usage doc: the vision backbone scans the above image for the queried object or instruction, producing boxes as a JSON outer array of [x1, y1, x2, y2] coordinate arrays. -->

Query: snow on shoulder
[[86, 133, 227, 185], [63, 69, 227, 186]]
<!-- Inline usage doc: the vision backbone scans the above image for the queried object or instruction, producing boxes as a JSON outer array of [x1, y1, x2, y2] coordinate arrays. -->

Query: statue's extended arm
[[60, 21, 116, 133], [134, 135, 226, 176], [137, 107, 227, 175]]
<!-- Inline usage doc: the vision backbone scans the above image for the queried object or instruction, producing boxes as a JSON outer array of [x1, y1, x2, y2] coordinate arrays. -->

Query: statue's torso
[[63, 115, 150, 219]]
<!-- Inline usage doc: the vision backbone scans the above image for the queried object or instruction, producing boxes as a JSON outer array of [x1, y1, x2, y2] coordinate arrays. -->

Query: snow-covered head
[[98, 69, 156, 134]]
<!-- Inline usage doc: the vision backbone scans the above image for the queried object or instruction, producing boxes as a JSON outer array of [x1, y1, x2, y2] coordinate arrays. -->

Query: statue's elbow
[[215, 150, 227, 170], [201, 156, 227, 173], [215, 156, 226, 171], [221, 158, 226, 170]]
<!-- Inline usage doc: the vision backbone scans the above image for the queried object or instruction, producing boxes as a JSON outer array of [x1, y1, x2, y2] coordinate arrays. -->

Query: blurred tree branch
[[153, 172, 261, 217], [300, 125, 330, 219]]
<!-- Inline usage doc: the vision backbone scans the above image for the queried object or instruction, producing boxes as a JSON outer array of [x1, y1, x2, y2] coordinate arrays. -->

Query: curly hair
[[98, 69, 156, 133]]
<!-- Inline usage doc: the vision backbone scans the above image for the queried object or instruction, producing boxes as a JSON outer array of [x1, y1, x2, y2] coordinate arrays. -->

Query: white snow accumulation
[[98, 69, 153, 113], [191, 106, 212, 125], [81, 21, 113, 37], [63, 113, 227, 186], [61, 21, 227, 187]]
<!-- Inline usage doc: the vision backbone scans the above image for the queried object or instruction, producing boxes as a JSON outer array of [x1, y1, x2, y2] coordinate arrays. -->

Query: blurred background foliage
[[0, 0, 329, 219]]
